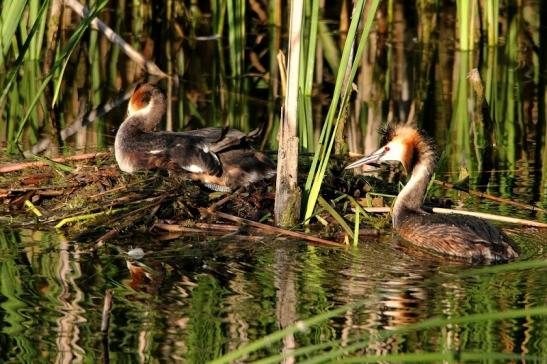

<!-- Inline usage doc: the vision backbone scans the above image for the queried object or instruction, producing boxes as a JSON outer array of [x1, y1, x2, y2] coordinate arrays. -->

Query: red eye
[[384, 146, 390, 152]]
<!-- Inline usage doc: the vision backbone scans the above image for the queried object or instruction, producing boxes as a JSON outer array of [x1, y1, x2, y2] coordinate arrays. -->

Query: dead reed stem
[[206, 187, 244, 213], [357, 206, 547, 228], [433, 179, 544, 212], [64, 0, 167, 77], [431, 208, 547, 228], [202, 209, 346, 248], [0, 152, 111, 173], [154, 222, 240, 234], [43, 0, 64, 149], [274, 0, 302, 226], [100, 289, 113, 333], [29, 89, 133, 154]]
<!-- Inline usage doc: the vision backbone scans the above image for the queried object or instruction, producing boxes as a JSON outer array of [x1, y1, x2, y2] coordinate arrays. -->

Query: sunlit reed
[[303, 0, 380, 225], [485, 0, 499, 46], [456, 0, 476, 50]]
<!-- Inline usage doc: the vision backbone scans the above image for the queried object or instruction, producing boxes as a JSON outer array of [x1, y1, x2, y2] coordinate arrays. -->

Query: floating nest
[[0, 152, 385, 246]]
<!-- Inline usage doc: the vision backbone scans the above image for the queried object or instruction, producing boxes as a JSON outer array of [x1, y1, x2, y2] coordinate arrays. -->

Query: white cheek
[[128, 101, 152, 117], [380, 142, 405, 162]]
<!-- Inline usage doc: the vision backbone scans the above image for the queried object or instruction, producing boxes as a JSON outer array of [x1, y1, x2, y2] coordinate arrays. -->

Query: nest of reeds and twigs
[[4, 151, 538, 247], [0, 152, 270, 236], [0, 152, 395, 247]]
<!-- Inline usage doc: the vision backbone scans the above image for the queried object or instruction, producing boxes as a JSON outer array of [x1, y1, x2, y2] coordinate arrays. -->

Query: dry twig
[[0, 152, 111, 173], [202, 209, 346, 248], [356, 206, 547, 228], [101, 289, 113, 333], [64, 0, 167, 77], [433, 179, 544, 213]]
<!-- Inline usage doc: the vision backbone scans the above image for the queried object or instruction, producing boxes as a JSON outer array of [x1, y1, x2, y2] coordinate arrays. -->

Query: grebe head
[[345, 125, 431, 173], [127, 83, 166, 130]]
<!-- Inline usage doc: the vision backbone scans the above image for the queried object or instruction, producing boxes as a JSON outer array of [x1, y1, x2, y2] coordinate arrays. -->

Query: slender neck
[[126, 97, 166, 132], [392, 144, 435, 228]]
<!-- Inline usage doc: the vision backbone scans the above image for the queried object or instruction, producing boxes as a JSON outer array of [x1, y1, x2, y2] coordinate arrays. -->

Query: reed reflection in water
[[0, 227, 546, 362]]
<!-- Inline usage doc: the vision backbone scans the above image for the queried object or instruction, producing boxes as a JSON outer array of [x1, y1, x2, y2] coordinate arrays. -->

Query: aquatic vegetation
[[0, 1, 546, 361], [304, 0, 380, 225]]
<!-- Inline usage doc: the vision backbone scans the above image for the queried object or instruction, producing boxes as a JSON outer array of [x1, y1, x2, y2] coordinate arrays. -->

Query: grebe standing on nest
[[346, 125, 518, 262], [114, 83, 275, 191]]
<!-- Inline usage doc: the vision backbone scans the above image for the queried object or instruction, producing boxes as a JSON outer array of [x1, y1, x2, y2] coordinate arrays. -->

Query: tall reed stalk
[[448, 51, 474, 175], [456, 0, 476, 50], [274, 0, 303, 226], [303, 0, 380, 225], [298, 0, 319, 152], [1, 0, 50, 151], [0, 0, 28, 65], [262, 0, 281, 150], [485, 0, 499, 46], [1, 0, 113, 153], [540, 0, 547, 208], [12, 1, 109, 150], [226, 0, 247, 130], [501, 16, 519, 170]]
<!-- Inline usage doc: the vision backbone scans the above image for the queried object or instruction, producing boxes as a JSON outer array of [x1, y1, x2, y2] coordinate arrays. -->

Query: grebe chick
[[114, 83, 275, 191], [346, 125, 518, 262]]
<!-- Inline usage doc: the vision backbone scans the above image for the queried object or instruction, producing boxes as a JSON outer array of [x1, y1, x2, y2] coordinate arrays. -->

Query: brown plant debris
[[1, 153, 354, 245]]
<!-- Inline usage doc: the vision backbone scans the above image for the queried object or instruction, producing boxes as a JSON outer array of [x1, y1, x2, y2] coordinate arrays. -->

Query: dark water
[[1, 203, 546, 362]]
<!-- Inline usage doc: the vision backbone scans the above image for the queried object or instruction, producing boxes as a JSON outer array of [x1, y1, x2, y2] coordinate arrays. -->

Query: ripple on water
[[0, 225, 546, 362]]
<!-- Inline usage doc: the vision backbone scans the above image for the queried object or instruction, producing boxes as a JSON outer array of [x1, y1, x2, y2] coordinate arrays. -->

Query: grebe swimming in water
[[346, 125, 518, 262], [114, 83, 275, 191]]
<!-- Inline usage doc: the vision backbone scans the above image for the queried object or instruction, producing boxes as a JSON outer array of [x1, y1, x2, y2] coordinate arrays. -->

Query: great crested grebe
[[346, 125, 518, 262], [114, 83, 275, 191]]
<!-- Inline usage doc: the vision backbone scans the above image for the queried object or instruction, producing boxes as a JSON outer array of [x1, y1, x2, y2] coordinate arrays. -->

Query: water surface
[[0, 215, 545, 362]]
